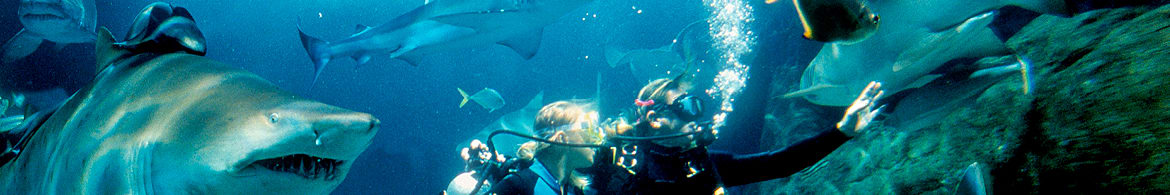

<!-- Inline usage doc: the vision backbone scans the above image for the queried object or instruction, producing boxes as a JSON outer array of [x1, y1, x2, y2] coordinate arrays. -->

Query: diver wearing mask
[[583, 76, 886, 194], [454, 78, 884, 194], [486, 100, 605, 195]]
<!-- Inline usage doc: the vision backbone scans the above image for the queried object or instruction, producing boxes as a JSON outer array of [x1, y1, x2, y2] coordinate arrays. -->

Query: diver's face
[[646, 93, 699, 148]]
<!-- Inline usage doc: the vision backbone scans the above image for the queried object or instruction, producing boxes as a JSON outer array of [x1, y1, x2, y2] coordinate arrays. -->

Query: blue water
[[0, 0, 821, 194]]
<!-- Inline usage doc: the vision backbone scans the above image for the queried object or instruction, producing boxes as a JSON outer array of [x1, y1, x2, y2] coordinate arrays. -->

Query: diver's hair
[[528, 100, 595, 191], [533, 100, 594, 137], [636, 78, 675, 108], [634, 76, 693, 121]]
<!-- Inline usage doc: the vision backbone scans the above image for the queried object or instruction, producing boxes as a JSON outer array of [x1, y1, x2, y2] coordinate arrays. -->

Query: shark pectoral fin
[[780, 84, 838, 98], [499, 30, 544, 59], [604, 45, 630, 68], [352, 51, 372, 67], [355, 24, 371, 34], [397, 53, 424, 67], [2, 29, 44, 64]]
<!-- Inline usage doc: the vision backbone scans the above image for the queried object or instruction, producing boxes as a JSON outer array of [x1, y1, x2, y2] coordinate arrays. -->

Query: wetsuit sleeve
[[710, 129, 851, 187], [488, 175, 523, 195], [488, 170, 536, 195]]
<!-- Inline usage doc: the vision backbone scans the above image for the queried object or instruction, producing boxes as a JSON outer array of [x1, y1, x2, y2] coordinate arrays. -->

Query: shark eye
[[269, 113, 280, 123]]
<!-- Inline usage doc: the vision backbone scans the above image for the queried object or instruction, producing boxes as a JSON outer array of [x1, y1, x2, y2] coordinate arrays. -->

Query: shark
[[782, 0, 1065, 106], [605, 20, 711, 82], [298, 0, 595, 84], [0, 3, 379, 194], [2, 0, 97, 63], [460, 91, 543, 156]]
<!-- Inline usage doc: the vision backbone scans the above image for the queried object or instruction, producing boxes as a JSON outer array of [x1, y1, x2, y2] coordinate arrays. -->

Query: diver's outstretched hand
[[837, 81, 885, 137], [461, 139, 503, 171]]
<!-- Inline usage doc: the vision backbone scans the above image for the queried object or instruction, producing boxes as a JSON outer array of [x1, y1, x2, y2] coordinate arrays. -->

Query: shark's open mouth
[[252, 154, 343, 180]]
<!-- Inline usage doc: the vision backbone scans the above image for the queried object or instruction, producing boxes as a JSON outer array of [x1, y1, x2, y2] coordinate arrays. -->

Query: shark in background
[[605, 20, 712, 82], [298, 0, 595, 84], [2, 0, 97, 63], [782, 0, 1066, 106], [1, 3, 378, 194]]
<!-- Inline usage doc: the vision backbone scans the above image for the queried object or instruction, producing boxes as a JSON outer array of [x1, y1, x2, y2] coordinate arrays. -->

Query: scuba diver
[[445, 100, 605, 195], [488, 100, 602, 195], [583, 77, 884, 194], [448, 77, 884, 194]]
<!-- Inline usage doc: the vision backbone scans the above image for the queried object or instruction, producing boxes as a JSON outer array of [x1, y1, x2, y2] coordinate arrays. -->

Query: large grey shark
[[298, 0, 594, 84], [783, 0, 1065, 106], [0, 3, 379, 194], [2, 0, 97, 63]]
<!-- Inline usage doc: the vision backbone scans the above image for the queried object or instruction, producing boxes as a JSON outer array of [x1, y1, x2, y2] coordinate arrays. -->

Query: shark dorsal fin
[[524, 91, 545, 110], [95, 27, 127, 72]]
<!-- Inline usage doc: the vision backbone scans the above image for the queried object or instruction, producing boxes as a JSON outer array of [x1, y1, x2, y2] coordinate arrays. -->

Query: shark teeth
[[252, 154, 343, 181]]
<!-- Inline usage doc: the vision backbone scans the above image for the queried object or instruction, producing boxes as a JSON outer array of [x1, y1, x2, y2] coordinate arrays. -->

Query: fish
[[957, 162, 991, 195], [2, 0, 98, 63], [0, 3, 379, 194], [0, 116, 23, 133], [776, 0, 880, 44], [605, 20, 710, 81], [297, 0, 595, 84], [459, 91, 543, 156], [783, 0, 1066, 106], [459, 87, 506, 112]]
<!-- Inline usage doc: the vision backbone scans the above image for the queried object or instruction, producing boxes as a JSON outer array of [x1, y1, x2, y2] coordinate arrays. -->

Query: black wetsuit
[[487, 129, 850, 194], [590, 129, 852, 194], [490, 161, 586, 195]]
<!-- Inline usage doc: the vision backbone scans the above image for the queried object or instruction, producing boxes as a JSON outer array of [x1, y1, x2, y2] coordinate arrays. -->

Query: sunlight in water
[[703, 0, 754, 130]]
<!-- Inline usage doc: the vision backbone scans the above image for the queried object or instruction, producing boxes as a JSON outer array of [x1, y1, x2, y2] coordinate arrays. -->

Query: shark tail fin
[[458, 88, 470, 108], [297, 23, 332, 85]]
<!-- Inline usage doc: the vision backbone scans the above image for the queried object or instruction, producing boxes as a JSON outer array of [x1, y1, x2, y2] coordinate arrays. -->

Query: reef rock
[[753, 4, 1170, 194]]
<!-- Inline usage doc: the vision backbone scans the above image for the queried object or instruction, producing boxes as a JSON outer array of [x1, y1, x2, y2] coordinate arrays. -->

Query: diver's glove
[[837, 81, 886, 137]]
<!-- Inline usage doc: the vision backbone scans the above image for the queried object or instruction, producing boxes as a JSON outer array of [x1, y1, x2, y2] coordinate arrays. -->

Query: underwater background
[[0, 0, 819, 194], [4, 0, 1170, 194]]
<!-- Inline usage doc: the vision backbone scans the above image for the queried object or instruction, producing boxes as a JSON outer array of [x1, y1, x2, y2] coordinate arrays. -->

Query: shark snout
[[310, 112, 379, 147]]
